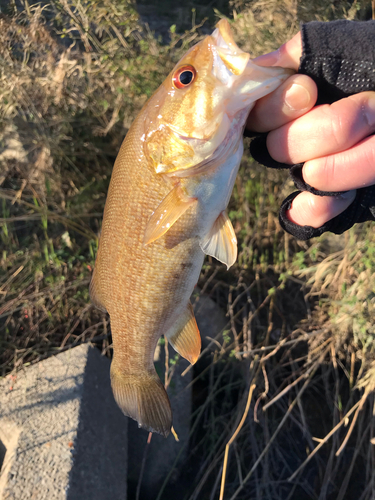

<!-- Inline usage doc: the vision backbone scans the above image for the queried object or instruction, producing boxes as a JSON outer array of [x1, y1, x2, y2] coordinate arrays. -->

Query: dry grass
[[1, 1, 375, 499]]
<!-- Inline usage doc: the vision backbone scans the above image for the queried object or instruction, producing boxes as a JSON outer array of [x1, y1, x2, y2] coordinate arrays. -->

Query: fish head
[[145, 18, 293, 175]]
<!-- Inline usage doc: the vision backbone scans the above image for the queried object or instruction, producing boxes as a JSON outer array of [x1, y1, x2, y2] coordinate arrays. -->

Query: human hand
[[246, 32, 375, 230]]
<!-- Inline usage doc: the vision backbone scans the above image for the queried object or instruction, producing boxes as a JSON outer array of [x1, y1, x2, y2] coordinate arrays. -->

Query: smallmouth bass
[[90, 19, 292, 437]]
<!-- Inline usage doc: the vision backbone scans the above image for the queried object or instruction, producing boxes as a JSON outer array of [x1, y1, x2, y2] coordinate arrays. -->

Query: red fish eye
[[172, 65, 196, 89]]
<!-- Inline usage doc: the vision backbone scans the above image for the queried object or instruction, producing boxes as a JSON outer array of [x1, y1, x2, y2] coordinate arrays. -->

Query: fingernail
[[284, 83, 310, 111], [253, 49, 280, 66]]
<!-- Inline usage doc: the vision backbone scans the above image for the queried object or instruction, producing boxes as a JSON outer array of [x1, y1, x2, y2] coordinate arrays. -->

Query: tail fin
[[110, 364, 172, 438]]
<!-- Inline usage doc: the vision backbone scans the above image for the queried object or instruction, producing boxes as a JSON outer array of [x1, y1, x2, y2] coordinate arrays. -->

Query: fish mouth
[[210, 19, 293, 102], [211, 19, 250, 78]]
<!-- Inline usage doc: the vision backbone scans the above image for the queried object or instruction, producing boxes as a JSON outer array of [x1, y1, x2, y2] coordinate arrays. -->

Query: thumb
[[253, 32, 302, 71]]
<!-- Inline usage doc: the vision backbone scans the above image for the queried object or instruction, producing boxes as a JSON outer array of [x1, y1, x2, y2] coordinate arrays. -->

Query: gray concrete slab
[[0, 344, 128, 500]]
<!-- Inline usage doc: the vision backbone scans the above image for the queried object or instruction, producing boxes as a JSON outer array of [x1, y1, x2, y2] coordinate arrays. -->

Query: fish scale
[[90, 19, 292, 436]]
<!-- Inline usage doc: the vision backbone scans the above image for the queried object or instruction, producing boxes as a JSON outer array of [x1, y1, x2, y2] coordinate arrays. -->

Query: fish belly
[[187, 139, 244, 240]]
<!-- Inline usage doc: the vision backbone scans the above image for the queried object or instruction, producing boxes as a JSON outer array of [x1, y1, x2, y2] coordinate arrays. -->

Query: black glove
[[250, 20, 375, 240]]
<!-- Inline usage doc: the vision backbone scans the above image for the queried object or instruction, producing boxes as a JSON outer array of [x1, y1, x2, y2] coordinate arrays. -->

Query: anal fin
[[200, 211, 237, 269], [144, 184, 197, 245], [166, 302, 201, 365]]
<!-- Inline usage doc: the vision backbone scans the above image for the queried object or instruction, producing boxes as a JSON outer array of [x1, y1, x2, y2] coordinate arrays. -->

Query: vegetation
[[1, 0, 374, 499]]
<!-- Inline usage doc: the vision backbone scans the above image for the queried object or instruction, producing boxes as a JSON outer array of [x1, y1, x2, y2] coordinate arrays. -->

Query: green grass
[[1, 1, 375, 499]]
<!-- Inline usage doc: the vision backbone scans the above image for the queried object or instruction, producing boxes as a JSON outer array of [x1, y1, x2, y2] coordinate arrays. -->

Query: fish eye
[[172, 65, 196, 89]]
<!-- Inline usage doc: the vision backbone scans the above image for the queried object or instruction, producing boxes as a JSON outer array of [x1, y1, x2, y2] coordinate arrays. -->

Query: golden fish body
[[90, 19, 292, 436]]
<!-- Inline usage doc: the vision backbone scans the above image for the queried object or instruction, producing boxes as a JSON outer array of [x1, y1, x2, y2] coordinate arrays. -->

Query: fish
[[90, 18, 292, 437]]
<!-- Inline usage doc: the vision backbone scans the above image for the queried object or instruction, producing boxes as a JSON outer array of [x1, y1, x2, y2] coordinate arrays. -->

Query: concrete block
[[0, 344, 128, 500]]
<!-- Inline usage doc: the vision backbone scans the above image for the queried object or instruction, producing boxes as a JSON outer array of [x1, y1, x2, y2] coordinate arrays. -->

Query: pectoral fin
[[166, 303, 201, 365], [200, 211, 237, 269], [144, 185, 197, 245]]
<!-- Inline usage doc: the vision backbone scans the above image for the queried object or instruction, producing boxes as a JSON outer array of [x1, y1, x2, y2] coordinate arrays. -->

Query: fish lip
[[211, 19, 250, 78]]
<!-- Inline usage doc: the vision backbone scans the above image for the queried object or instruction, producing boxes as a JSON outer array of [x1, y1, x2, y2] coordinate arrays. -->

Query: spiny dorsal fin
[[166, 302, 201, 365], [200, 211, 237, 269], [144, 185, 197, 245]]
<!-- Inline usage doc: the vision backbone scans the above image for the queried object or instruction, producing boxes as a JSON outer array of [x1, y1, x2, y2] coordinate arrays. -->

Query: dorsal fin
[[200, 211, 237, 269], [144, 185, 197, 245]]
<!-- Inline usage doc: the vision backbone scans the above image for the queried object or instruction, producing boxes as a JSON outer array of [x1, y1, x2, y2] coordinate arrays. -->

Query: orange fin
[[200, 211, 237, 269], [166, 302, 201, 365], [144, 185, 197, 245], [110, 364, 172, 438], [89, 271, 107, 313]]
